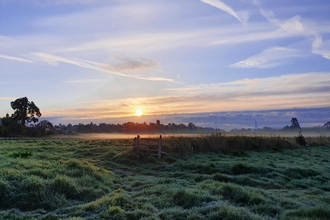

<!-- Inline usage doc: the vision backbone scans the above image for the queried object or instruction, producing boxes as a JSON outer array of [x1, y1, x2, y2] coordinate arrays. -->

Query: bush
[[295, 132, 307, 146]]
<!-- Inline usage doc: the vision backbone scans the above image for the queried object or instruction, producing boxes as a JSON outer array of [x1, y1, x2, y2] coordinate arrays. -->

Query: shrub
[[295, 132, 307, 146]]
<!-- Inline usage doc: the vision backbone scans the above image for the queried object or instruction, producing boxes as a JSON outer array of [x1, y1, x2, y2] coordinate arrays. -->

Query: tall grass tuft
[[283, 206, 330, 220], [208, 205, 262, 220], [163, 134, 296, 155], [9, 151, 32, 158], [52, 175, 80, 199]]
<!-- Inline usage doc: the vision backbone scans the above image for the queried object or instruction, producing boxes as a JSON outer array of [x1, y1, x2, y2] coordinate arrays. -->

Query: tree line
[[0, 97, 202, 137], [1, 97, 330, 137], [55, 121, 201, 134]]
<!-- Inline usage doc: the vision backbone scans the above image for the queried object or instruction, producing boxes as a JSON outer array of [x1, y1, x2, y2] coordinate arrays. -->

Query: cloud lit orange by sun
[[135, 108, 143, 116]]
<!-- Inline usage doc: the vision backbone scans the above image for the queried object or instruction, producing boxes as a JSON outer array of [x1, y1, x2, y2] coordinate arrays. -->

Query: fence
[[133, 135, 168, 158], [0, 136, 67, 141], [0, 137, 47, 140]]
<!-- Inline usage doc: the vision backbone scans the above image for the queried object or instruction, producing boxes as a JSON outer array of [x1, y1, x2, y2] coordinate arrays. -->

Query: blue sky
[[1, 0, 329, 128]]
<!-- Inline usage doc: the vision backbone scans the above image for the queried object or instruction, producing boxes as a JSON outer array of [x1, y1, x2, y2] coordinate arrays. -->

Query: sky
[[0, 0, 330, 129]]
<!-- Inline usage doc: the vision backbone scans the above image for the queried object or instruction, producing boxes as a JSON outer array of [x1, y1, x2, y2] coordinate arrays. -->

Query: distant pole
[[158, 135, 162, 159], [254, 121, 258, 132], [134, 137, 137, 152], [137, 135, 140, 153], [215, 122, 217, 133]]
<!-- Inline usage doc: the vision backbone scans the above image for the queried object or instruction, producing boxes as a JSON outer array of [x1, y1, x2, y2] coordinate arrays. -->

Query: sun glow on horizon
[[135, 108, 143, 116]]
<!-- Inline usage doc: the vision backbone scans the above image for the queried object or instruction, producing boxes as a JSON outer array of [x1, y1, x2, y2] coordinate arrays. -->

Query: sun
[[135, 108, 143, 116]]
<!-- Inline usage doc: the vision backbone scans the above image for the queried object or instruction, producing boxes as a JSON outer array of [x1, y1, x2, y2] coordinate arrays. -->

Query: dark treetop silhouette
[[11, 97, 41, 126], [290, 118, 301, 129]]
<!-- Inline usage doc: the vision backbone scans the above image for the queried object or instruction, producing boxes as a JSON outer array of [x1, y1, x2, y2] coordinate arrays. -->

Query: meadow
[[0, 133, 330, 220]]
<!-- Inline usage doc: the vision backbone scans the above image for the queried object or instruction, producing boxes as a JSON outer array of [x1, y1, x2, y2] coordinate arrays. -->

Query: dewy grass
[[9, 151, 32, 158], [0, 137, 329, 219]]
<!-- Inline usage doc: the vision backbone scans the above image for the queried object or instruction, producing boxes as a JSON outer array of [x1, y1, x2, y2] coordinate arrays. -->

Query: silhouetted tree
[[290, 118, 301, 129], [324, 121, 330, 129], [178, 124, 187, 130], [37, 120, 54, 136], [188, 122, 196, 130], [11, 97, 41, 126]]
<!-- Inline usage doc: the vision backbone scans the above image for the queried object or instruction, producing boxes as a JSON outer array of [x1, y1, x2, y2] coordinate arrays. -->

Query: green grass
[[0, 135, 329, 219]]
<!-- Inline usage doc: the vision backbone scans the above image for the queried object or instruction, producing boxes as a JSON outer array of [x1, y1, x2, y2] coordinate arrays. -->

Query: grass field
[[0, 134, 330, 219]]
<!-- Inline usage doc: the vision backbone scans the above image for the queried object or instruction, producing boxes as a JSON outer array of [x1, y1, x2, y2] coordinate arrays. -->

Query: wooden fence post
[[134, 137, 137, 151], [137, 135, 140, 153], [158, 135, 162, 159]]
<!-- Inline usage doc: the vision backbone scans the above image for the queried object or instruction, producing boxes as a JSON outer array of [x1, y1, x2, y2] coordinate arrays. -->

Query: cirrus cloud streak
[[229, 47, 304, 68], [31, 52, 175, 83]]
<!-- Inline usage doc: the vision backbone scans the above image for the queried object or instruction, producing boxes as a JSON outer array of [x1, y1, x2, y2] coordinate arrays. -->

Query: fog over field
[[44, 107, 330, 129]]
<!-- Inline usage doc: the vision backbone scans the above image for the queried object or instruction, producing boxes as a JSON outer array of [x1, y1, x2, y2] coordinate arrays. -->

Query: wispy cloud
[[0, 0, 110, 6], [251, 0, 330, 61], [312, 35, 330, 60], [280, 16, 304, 33], [27, 4, 329, 55], [0, 54, 33, 63], [253, 0, 304, 33], [105, 55, 160, 73], [208, 17, 330, 46], [0, 97, 17, 101], [42, 72, 330, 121], [261, 12, 304, 34], [200, 0, 248, 24], [64, 79, 105, 85], [31, 53, 175, 83], [230, 47, 304, 68], [56, 31, 214, 54], [162, 72, 330, 112], [171, 72, 330, 92]]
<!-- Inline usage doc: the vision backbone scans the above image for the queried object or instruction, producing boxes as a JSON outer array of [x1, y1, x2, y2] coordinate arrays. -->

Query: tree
[[11, 97, 41, 126], [37, 120, 54, 136], [324, 121, 330, 129], [290, 118, 301, 129], [188, 122, 196, 130]]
